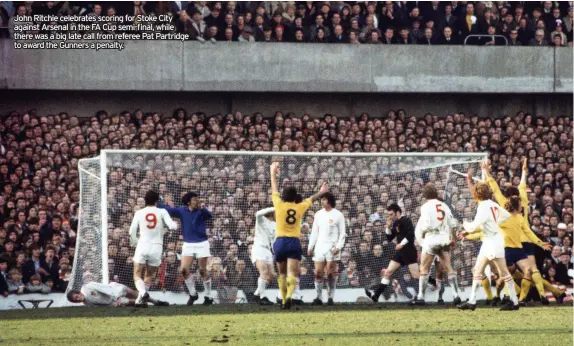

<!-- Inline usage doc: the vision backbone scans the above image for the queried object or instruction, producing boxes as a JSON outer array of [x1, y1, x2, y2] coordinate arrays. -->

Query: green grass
[[2, 303, 572, 345]]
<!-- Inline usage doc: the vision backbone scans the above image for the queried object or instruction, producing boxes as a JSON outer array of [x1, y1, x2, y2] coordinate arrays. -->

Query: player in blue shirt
[[159, 192, 214, 305]]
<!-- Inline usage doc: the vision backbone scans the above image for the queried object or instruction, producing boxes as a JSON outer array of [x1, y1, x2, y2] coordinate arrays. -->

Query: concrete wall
[[1, 90, 571, 119], [1, 40, 571, 93]]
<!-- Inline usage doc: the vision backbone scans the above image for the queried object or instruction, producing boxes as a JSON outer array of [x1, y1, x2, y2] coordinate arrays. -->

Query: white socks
[[469, 277, 483, 304], [256, 278, 267, 297], [504, 276, 518, 305], [417, 274, 428, 300], [135, 279, 147, 303], [315, 279, 324, 300], [448, 273, 460, 298], [185, 274, 197, 296], [203, 278, 212, 297], [381, 277, 390, 285], [327, 275, 337, 299]]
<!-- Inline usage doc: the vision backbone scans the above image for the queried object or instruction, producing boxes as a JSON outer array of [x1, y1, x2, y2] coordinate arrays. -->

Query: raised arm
[[482, 161, 506, 206], [157, 200, 182, 218], [463, 203, 489, 235], [256, 207, 275, 225], [270, 162, 279, 195], [161, 209, 178, 231], [308, 183, 328, 202]]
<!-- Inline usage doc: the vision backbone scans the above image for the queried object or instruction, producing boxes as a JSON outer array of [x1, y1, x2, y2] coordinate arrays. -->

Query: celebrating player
[[159, 192, 214, 305], [411, 184, 461, 306], [67, 281, 168, 307], [307, 192, 346, 306], [129, 190, 178, 305], [251, 207, 276, 305], [458, 182, 520, 311], [483, 159, 566, 304], [365, 204, 420, 303], [270, 162, 327, 309]]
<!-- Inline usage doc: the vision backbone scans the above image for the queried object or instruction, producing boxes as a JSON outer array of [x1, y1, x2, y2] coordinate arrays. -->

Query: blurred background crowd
[[0, 107, 572, 302], [1, 1, 573, 46]]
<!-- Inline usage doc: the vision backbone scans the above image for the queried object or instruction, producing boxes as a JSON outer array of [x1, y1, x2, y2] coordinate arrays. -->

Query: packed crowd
[[0, 106, 572, 301], [1, 1, 573, 46]]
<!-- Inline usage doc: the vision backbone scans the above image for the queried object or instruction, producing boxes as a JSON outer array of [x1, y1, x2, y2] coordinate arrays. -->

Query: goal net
[[70, 151, 487, 304]]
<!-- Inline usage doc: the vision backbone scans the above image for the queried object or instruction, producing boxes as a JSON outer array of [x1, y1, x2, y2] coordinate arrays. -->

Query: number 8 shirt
[[271, 192, 313, 262]]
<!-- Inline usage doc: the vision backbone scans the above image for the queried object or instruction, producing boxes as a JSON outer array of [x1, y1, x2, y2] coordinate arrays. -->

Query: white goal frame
[[89, 150, 487, 285]]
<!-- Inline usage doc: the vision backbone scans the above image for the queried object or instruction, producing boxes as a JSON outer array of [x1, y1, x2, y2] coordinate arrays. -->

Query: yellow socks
[[531, 271, 545, 297], [482, 278, 493, 300], [543, 278, 564, 296], [519, 278, 532, 301], [278, 277, 287, 304], [286, 276, 297, 299]]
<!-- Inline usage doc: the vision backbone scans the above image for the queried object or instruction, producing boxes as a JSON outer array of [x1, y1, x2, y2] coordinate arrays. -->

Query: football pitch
[[2, 303, 572, 345]]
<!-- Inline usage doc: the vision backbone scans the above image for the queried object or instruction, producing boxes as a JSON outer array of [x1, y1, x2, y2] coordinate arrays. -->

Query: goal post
[[70, 150, 488, 303]]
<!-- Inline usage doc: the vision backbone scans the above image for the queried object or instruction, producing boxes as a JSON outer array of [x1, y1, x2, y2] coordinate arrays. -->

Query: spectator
[[555, 253, 573, 286], [0, 257, 9, 296], [437, 26, 459, 45], [6, 268, 25, 295], [26, 273, 51, 294], [238, 27, 255, 42], [339, 259, 360, 288], [530, 29, 550, 45], [189, 10, 207, 42]]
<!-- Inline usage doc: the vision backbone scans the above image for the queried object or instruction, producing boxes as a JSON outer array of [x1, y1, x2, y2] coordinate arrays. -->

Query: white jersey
[[308, 208, 346, 251], [415, 199, 458, 244], [129, 206, 177, 246], [463, 199, 510, 239], [81, 282, 127, 307], [254, 207, 276, 248]]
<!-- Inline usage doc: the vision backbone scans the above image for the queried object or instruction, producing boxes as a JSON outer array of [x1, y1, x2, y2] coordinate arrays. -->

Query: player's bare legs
[[524, 254, 562, 304], [435, 261, 445, 303], [180, 255, 199, 305], [491, 258, 519, 310], [325, 261, 338, 305], [312, 260, 326, 305], [413, 253, 434, 304], [438, 252, 461, 304], [254, 260, 274, 305], [367, 260, 401, 302]]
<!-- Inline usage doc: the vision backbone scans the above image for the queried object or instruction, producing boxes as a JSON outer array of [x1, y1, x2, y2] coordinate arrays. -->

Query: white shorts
[[133, 243, 163, 267], [109, 282, 129, 298], [422, 236, 450, 257], [251, 245, 273, 264], [478, 237, 505, 260], [181, 240, 211, 259], [312, 243, 340, 262]]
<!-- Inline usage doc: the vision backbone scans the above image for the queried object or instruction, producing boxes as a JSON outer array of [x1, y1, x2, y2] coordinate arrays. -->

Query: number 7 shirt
[[271, 192, 312, 239]]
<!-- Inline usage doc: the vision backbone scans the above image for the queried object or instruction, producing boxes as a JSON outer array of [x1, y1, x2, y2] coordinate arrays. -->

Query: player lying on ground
[[412, 184, 461, 306], [130, 190, 178, 305], [308, 192, 346, 306], [458, 182, 519, 311], [482, 159, 566, 304], [270, 162, 327, 310], [67, 282, 168, 307], [252, 207, 276, 305], [365, 203, 420, 302], [159, 191, 214, 305]]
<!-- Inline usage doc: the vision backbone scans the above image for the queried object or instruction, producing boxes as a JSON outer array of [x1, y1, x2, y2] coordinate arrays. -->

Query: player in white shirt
[[307, 193, 346, 306], [457, 181, 519, 311], [412, 184, 461, 306], [129, 190, 178, 305], [251, 207, 276, 305], [67, 281, 168, 307]]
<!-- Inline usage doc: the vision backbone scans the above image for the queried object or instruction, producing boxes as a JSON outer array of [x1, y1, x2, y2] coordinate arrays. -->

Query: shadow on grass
[[2, 301, 572, 321]]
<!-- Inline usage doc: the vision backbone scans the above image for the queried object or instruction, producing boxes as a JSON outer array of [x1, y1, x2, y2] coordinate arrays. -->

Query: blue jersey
[[158, 202, 213, 243]]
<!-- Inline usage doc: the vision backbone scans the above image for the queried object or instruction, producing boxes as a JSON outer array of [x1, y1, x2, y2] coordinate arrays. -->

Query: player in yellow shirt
[[269, 162, 327, 309], [483, 159, 566, 304]]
